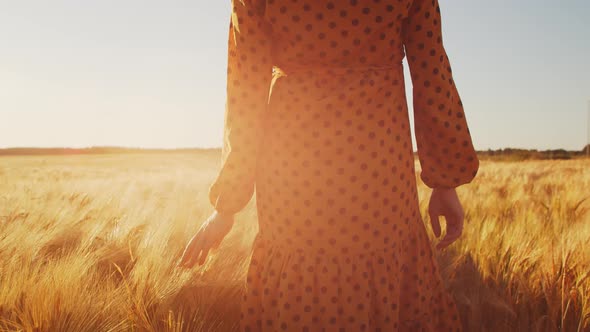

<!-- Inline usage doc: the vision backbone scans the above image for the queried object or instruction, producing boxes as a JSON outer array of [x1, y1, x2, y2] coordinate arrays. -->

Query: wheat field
[[0, 152, 588, 332]]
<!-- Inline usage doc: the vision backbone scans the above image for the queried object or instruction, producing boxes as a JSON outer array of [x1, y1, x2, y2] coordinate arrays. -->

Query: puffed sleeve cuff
[[418, 148, 480, 189]]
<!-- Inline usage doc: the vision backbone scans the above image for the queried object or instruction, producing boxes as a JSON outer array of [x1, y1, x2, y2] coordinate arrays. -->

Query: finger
[[178, 244, 192, 266], [181, 238, 205, 268], [179, 249, 192, 267], [437, 235, 459, 250], [436, 233, 460, 250], [436, 222, 463, 250], [179, 239, 196, 262], [197, 247, 211, 266], [179, 257, 194, 269], [211, 236, 224, 250], [429, 209, 441, 238], [179, 250, 192, 268], [183, 256, 198, 268], [184, 247, 204, 268]]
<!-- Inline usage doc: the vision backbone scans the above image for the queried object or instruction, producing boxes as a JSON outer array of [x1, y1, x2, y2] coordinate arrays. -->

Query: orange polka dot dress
[[208, 0, 480, 331]]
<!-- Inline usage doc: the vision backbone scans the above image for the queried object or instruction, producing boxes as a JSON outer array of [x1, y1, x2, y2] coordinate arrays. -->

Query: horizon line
[[0, 145, 587, 153]]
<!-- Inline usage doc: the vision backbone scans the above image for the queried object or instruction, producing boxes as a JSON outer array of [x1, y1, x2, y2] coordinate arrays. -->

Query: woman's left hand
[[428, 187, 465, 250], [178, 210, 235, 268]]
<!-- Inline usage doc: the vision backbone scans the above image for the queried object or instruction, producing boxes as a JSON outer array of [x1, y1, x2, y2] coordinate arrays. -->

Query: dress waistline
[[267, 62, 403, 103], [272, 61, 403, 76]]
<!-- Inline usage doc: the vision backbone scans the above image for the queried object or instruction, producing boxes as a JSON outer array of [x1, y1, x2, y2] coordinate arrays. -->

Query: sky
[[1, 0, 589, 151]]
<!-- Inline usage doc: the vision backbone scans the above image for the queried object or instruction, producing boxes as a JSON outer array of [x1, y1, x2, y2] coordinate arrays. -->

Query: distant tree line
[[0, 145, 589, 161], [472, 145, 590, 161]]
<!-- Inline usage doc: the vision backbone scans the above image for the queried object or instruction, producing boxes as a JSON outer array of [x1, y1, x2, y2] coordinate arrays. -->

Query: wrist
[[215, 210, 235, 220], [434, 186, 456, 191]]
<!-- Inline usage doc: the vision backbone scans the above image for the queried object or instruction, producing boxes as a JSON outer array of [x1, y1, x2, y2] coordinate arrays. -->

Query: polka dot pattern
[[209, 0, 479, 330]]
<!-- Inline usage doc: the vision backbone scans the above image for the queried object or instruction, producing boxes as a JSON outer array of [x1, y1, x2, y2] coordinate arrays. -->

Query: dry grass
[[0, 153, 588, 331]]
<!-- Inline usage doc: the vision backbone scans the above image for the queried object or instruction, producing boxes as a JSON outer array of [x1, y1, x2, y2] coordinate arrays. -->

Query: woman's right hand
[[178, 210, 235, 268], [428, 187, 465, 250]]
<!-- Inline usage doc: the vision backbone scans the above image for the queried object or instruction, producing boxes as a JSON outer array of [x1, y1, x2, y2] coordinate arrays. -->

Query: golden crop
[[0, 153, 588, 331]]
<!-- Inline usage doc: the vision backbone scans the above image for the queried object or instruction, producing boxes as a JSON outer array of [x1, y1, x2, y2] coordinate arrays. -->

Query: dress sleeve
[[402, 0, 479, 189], [208, 0, 272, 215]]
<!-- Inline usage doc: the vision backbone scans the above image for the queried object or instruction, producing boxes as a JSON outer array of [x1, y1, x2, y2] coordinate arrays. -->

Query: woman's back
[[205, 0, 480, 330], [264, 0, 410, 69]]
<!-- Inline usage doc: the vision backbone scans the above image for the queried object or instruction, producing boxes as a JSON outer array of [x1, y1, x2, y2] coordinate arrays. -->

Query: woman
[[180, 0, 479, 330]]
